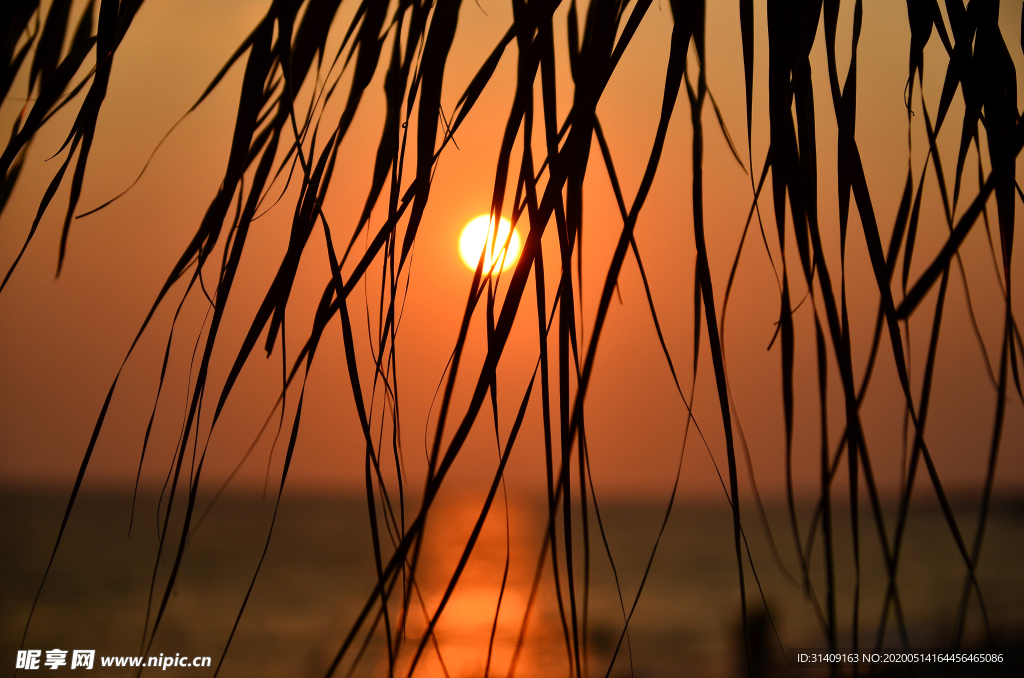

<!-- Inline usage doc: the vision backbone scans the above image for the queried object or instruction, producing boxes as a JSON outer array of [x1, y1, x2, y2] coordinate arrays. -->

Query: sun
[[458, 215, 521, 273]]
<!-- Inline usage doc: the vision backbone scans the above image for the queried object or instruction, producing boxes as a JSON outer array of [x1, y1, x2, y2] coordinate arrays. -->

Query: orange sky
[[1, 0, 1023, 505]]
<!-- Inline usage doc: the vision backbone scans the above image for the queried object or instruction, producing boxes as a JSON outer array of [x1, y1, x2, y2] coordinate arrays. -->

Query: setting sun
[[458, 215, 521, 273]]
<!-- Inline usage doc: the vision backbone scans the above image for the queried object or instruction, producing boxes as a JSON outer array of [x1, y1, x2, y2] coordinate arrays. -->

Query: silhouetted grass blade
[[28, 0, 71, 97], [0, 1, 37, 103], [4, 1, 1023, 676]]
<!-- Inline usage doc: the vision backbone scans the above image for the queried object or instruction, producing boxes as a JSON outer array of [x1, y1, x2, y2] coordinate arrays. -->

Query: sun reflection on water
[[379, 498, 568, 678]]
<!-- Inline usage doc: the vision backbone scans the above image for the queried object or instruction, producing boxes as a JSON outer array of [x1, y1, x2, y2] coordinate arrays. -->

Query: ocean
[[3, 491, 1022, 677]]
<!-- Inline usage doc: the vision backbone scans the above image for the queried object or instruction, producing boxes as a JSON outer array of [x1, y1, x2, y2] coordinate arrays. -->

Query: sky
[[1, 0, 1023, 507]]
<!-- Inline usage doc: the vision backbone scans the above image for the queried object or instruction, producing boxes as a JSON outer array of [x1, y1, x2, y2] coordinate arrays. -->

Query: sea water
[[3, 491, 1022, 677]]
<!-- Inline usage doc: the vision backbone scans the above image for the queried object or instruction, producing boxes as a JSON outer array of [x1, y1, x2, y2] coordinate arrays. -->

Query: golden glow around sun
[[458, 215, 521, 273]]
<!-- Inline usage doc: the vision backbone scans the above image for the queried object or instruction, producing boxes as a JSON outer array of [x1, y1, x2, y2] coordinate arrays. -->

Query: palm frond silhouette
[[2, 0, 1022, 675]]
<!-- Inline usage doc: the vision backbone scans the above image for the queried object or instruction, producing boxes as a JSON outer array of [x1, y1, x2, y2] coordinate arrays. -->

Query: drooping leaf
[[28, 0, 71, 95]]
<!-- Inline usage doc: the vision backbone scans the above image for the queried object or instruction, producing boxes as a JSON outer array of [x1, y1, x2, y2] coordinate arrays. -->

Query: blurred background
[[2, 0, 1024, 675]]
